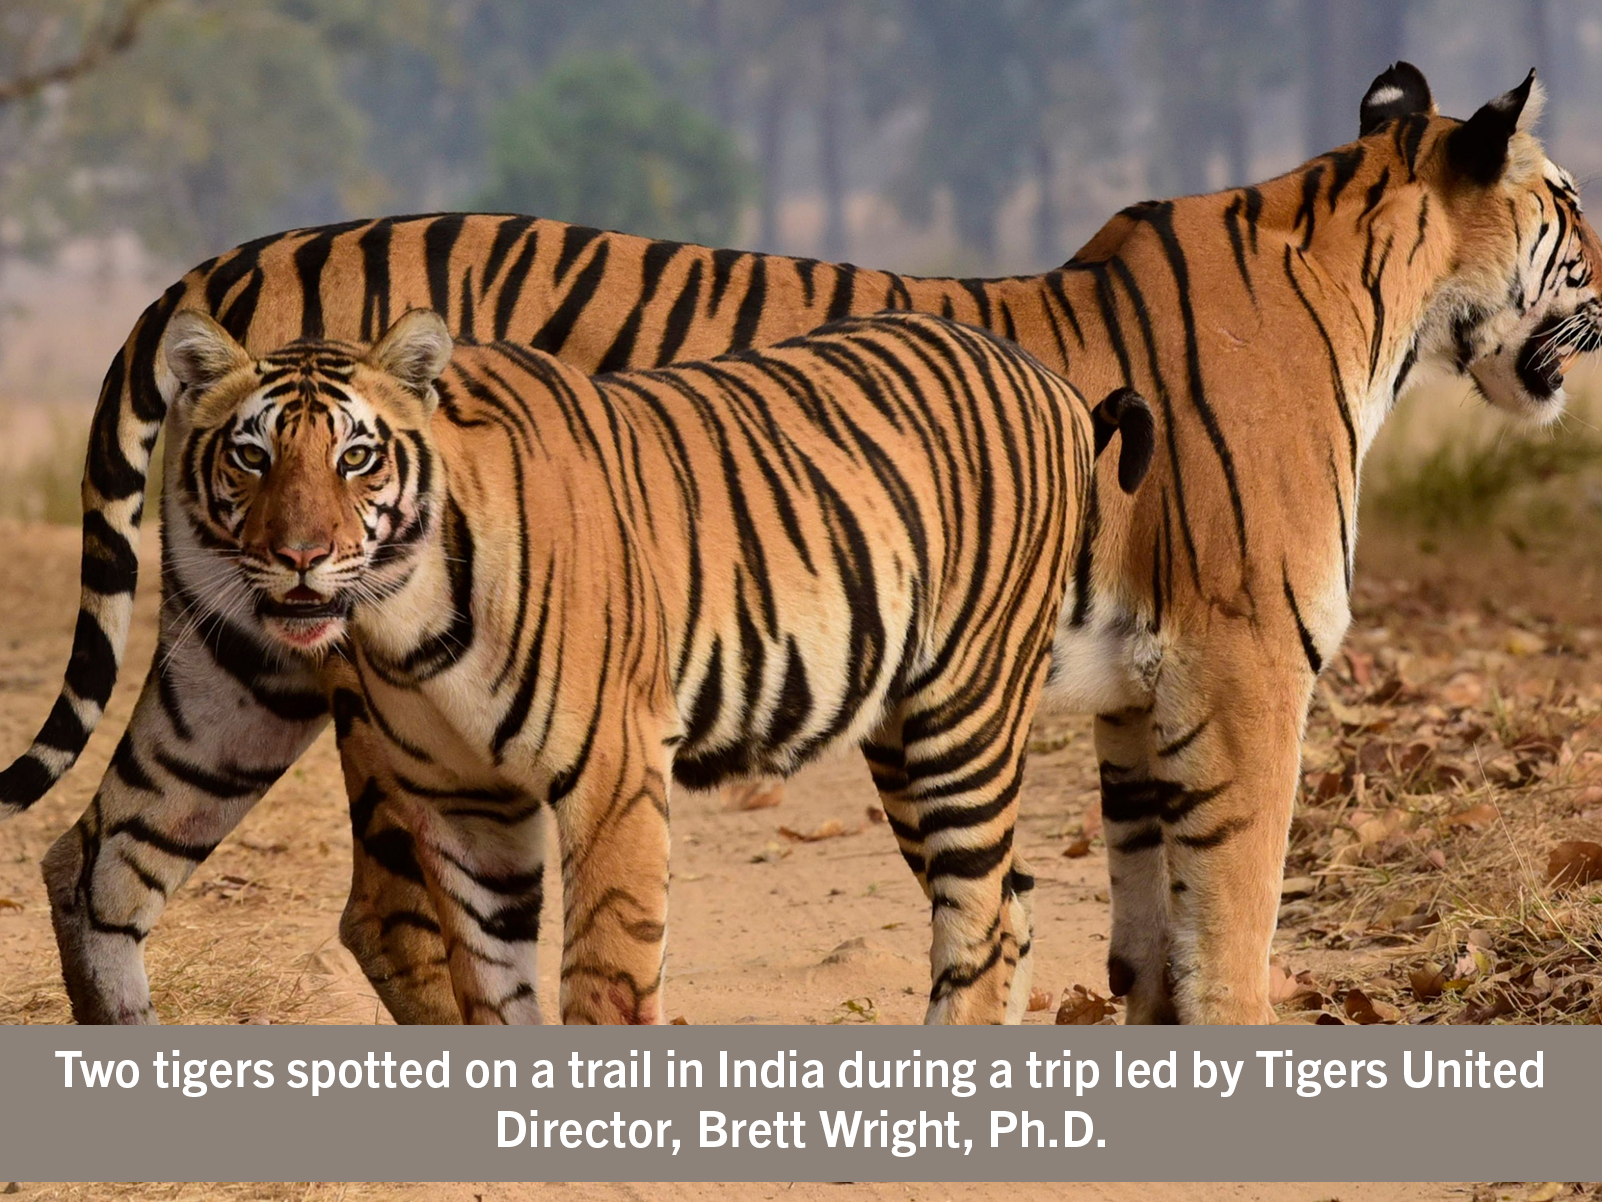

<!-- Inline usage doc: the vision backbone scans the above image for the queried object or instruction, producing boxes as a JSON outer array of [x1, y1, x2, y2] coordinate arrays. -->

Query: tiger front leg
[[332, 693, 460, 1024], [371, 775, 548, 1026], [41, 642, 325, 1024]]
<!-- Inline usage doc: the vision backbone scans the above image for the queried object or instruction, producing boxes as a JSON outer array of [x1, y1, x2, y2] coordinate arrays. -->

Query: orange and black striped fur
[[5, 62, 1599, 1022], [133, 307, 1143, 1025]]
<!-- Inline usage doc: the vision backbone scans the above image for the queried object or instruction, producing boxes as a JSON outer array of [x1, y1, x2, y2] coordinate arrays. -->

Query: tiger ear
[[1447, 69, 1538, 185], [368, 309, 453, 403], [1359, 61, 1435, 136], [163, 310, 252, 397]]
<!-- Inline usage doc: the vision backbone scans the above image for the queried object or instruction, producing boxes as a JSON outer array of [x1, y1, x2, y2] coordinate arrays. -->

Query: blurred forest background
[[3, 0, 1602, 538]]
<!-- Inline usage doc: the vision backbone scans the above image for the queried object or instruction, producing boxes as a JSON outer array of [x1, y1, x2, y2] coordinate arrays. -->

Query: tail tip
[[0, 752, 60, 817], [1091, 386, 1156, 494]]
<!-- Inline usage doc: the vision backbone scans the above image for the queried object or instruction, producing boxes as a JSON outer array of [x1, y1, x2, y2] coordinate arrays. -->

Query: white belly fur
[[1041, 605, 1152, 715]]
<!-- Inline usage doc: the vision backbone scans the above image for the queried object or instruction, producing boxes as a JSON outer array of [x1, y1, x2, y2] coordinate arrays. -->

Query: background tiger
[[150, 305, 1149, 1025], [3, 62, 1599, 1024]]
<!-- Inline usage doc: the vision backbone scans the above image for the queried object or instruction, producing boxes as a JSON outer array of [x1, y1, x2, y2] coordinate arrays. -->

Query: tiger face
[[160, 309, 453, 655], [1364, 64, 1602, 422]]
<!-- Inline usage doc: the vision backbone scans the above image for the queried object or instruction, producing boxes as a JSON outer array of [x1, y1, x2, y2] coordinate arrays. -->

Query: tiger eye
[[234, 444, 269, 471], [341, 446, 374, 472]]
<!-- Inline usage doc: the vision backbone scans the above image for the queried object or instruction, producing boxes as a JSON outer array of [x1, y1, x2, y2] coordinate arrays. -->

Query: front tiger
[[148, 307, 1149, 1024]]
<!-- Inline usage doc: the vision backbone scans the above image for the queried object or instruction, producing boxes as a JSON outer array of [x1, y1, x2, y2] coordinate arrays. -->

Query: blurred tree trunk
[[758, 73, 787, 252], [1033, 132, 1055, 265], [817, 0, 848, 261], [1223, 85, 1250, 187], [702, 0, 734, 128]]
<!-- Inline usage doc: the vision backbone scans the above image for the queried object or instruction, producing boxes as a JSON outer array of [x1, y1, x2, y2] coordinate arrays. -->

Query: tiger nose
[[274, 542, 332, 572]]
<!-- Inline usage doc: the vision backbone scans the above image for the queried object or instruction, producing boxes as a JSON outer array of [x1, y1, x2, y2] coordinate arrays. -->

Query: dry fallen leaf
[[1546, 840, 1602, 886], [778, 818, 862, 843], [0, 898, 22, 911], [1342, 988, 1400, 1024], [1354, 808, 1414, 846], [1505, 630, 1548, 657], [1442, 802, 1500, 830], [865, 805, 886, 824], [726, 781, 784, 811], [1409, 963, 1448, 1001], [669, 1015, 690, 1025], [1062, 836, 1092, 858], [1441, 672, 1485, 709], [1027, 986, 1053, 1012], [1056, 984, 1117, 1025]]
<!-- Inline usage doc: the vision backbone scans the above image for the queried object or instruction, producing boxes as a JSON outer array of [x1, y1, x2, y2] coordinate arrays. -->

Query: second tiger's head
[[159, 308, 453, 656]]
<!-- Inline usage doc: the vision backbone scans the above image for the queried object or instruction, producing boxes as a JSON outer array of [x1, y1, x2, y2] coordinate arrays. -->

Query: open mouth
[[257, 586, 351, 621], [257, 588, 351, 650], [1513, 310, 1602, 401], [1515, 334, 1566, 399]]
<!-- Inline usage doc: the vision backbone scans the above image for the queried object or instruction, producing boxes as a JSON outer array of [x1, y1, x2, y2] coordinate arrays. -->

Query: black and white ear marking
[[1448, 69, 1537, 185], [1359, 61, 1435, 137], [163, 309, 253, 397], [368, 309, 453, 402]]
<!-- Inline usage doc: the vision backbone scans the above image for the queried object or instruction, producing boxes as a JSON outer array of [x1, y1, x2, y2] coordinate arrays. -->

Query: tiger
[[139, 305, 1151, 1025], [4, 61, 1599, 1024]]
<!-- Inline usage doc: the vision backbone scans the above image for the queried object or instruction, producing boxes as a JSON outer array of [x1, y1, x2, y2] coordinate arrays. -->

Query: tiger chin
[[155, 305, 1152, 1026]]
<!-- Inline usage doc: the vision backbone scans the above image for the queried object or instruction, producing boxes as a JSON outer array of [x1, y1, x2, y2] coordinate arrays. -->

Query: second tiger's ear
[[1448, 69, 1539, 185], [369, 309, 454, 400], [1359, 61, 1435, 137]]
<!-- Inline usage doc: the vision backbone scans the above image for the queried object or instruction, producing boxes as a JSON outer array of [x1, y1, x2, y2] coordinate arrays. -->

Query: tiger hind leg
[[1095, 705, 1180, 1025]]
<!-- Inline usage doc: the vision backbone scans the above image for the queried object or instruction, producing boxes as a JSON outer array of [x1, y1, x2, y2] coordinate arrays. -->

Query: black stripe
[[493, 228, 540, 340], [482, 215, 534, 293], [424, 214, 467, 321], [107, 815, 216, 862], [553, 224, 602, 284], [730, 257, 767, 349], [597, 239, 679, 372], [531, 240, 611, 355], [63, 611, 118, 708], [657, 259, 703, 366], [1223, 195, 1255, 301], [358, 220, 394, 342], [293, 231, 337, 338], [1282, 562, 1322, 675]]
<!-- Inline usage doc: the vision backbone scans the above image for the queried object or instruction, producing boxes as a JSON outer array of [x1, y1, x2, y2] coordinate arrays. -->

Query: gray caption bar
[[1, 1027, 1596, 1182]]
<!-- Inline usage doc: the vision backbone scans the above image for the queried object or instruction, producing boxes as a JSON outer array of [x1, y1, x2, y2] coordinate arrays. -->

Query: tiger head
[[159, 308, 453, 655], [1360, 62, 1602, 422]]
